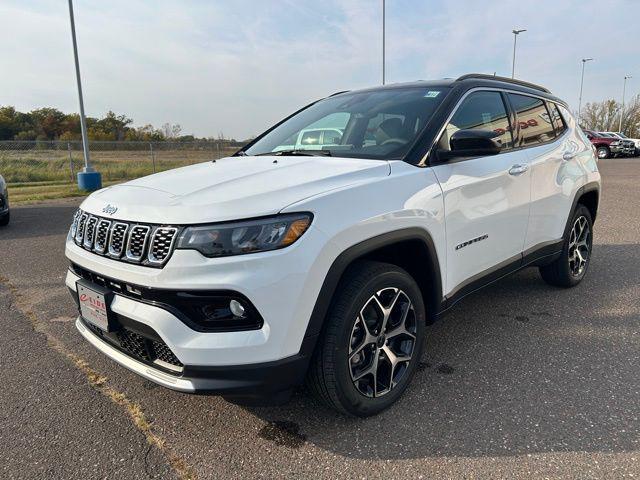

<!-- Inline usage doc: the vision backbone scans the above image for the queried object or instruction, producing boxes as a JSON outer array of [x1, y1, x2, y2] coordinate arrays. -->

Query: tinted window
[[244, 87, 449, 160], [547, 102, 566, 136], [322, 129, 343, 145], [300, 130, 322, 146], [508, 94, 556, 146], [439, 91, 513, 152], [364, 113, 406, 146]]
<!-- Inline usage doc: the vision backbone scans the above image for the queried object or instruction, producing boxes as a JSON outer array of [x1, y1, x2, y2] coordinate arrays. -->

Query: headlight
[[611, 141, 621, 146], [176, 213, 312, 258]]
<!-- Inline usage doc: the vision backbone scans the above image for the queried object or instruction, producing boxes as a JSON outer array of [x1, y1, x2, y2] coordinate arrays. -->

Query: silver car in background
[[0, 175, 9, 226]]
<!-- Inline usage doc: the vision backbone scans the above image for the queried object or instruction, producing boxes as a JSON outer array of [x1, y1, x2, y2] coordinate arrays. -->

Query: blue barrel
[[77, 171, 102, 191]]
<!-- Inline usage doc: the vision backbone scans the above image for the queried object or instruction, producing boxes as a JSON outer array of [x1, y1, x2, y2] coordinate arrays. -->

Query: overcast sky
[[2, 0, 639, 139]]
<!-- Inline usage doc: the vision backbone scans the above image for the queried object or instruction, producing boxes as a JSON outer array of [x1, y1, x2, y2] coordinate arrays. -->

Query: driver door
[[430, 90, 532, 297]]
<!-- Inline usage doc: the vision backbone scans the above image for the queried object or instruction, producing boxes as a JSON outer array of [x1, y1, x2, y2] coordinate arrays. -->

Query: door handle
[[562, 152, 576, 161], [508, 164, 529, 176]]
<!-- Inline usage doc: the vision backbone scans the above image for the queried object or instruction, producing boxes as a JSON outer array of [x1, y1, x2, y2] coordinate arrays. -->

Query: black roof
[[334, 73, 565, 105]]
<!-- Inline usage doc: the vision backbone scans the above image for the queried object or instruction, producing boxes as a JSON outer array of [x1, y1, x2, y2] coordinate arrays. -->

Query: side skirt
[[437, 239, 563, 317]]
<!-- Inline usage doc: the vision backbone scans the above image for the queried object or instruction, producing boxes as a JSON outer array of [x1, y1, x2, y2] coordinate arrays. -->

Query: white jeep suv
[[65, 74, 601, 416]]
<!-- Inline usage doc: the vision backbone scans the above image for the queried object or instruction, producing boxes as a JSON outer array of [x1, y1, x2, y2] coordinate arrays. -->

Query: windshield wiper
[[254, 149, 332, 157]]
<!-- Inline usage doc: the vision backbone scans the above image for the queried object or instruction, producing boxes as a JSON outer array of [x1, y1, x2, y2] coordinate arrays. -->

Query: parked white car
[[65, 74, 601, 416]]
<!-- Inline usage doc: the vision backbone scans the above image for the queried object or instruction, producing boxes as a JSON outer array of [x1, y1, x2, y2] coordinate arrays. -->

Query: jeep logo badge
[[102, 204, 118, 216]]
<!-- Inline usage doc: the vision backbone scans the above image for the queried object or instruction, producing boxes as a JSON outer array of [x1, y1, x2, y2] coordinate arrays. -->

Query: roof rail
[[455, 73, 551, 94]]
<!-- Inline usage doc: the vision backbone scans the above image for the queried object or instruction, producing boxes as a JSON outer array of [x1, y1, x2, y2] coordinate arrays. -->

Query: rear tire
[[596, 146, 610, 159], [307, 260, 426, 417], [0, 211, 9, 226], [539, 205, 593, 288]]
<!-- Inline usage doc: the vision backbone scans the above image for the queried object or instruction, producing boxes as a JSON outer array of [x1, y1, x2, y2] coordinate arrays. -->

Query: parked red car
[[583, 130, 623, 159]]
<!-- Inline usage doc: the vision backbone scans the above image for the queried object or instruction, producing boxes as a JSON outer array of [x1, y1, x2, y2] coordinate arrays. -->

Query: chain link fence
[[0, 140, 239, 183], [0, 140, 242, 202]]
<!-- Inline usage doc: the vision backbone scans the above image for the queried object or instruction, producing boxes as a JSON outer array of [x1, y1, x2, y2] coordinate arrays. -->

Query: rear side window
[[508, 94, 556, 146], [547, 102, 567, 136], [438, 91, 514, 152]]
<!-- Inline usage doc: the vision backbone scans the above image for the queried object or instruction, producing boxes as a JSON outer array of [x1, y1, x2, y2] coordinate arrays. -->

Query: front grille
[[75, 212, 88, 243], [148, 227, 178, 265], [126, 225, 151, 261], [109, 222, 128, 257], [70, 209, 180, 267], [84, 319, 184, 373], [117, 329, 150, 361], [94, 219, 111, 253], [83, 216, 98, 249], [152, 339, 183, 367]]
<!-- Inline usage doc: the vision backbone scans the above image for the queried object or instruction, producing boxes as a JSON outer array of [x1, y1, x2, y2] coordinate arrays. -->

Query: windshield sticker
[[424, 90, 440, 98]]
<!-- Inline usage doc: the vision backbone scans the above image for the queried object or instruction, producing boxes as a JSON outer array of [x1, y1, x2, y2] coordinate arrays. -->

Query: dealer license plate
[[77, 282, 110, 331]]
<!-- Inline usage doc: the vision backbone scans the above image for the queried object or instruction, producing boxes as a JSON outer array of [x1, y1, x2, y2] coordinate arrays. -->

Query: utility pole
[[618, 75, 632, 133], [577, 58, 593, 126], [68, 0, 101, 190], [382, 0, 385, 85], [511, 29, 526, 79]]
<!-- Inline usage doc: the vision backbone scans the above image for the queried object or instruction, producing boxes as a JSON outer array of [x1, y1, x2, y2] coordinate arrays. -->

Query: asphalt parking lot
[[1, 158, 639, 479]]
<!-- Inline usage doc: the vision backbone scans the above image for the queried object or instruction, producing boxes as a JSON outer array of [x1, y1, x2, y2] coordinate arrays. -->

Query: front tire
[[307, 260, 426, 417], [0, 211, 9, 226], [539, 205, 593, 287], [596, 146, 610, 159]]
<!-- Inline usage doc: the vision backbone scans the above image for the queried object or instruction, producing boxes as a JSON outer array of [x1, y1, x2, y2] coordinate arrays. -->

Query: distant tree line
[[579, 94, 640, 136], [0, 106, 246, 144]]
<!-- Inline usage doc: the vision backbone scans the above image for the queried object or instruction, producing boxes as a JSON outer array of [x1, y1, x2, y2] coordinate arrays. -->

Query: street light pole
[[382, 0, 385, 85], [618, 75, 632, 133], [511, 29, 526, 79], [67, 0, 101, 190], [577, 58, 593, 126]]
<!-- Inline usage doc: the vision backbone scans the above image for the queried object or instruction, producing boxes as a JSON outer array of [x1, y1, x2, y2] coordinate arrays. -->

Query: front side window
[[243, 87, 449, 160], [438, 91, 513, 152], [508, 94, 555, 146]]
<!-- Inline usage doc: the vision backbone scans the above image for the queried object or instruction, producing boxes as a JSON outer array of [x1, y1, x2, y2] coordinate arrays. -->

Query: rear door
[[430, 90, 532, 297], [515, 97, 588, 252]]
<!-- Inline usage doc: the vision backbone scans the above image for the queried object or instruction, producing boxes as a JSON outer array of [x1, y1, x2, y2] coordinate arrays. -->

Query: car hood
[[81, 156, 390, 224]]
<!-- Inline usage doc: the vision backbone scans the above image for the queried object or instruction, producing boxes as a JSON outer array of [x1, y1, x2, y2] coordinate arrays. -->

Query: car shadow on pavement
[[244, 243, 640, 459]]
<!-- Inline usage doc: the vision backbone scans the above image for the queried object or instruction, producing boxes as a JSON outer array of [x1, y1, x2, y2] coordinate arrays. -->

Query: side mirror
[[437, 129, 503, 161]]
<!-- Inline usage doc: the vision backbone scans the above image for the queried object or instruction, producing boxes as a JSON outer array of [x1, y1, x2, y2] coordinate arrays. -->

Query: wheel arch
[[304, 228, 444, 343], [562, 182, 600, 240], [577, 188, 599, 223]]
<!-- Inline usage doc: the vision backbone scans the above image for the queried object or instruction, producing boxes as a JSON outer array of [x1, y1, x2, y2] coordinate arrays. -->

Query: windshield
[[617, 133, 628, 138], [243, 86, 449, 160]]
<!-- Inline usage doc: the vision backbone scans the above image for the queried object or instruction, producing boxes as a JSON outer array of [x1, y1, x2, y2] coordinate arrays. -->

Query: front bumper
[[75, 316, 315, 396], [66, 267, 316, 395], [609, 144, 624, 153], [65, 221, 336, 395]]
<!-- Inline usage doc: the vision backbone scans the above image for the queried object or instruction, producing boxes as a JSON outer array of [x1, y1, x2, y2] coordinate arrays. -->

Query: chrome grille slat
[[108, 222, 129, 258], [94, 219, 112, 253], [70, 210, 81, 238], [125, 225, 151, 262], [70, 209, 178, 267], [148, 227, 179, 265], [83, 216, 98, 249], [75, 213, 88, 243]]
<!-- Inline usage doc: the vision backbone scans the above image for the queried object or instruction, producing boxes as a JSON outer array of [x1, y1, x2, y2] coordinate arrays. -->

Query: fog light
[[229, 299, 246, 318]]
